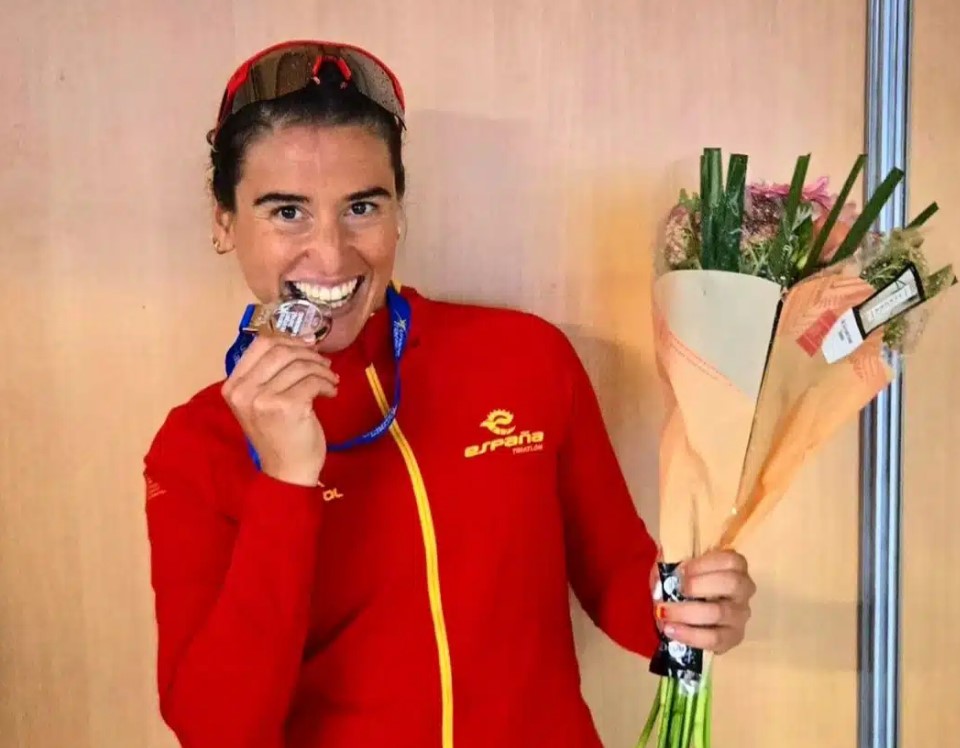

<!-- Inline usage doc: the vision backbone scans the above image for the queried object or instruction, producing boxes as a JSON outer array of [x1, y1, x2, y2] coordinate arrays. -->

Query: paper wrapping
[[652, 266, 894, 559]]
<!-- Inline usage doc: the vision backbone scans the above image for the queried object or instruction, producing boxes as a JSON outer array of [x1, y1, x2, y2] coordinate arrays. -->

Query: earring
[[212, 236, 227, 254]]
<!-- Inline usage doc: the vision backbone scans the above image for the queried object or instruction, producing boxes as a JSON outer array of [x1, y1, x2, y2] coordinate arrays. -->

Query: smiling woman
[[142, 40, 756, 748], [209, 54, 405, 352], [215, 124, 400, 351]]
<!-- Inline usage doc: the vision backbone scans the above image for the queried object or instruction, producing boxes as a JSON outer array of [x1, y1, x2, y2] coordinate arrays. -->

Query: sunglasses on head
[[209, 39, 406, 144]]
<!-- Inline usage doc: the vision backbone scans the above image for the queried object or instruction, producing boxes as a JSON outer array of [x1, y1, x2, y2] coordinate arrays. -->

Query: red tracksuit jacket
[[144, 286, 660, 748]]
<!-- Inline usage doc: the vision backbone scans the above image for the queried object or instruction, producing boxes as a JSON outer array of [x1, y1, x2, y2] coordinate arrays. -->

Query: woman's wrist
[[260, 459, 323, 488]]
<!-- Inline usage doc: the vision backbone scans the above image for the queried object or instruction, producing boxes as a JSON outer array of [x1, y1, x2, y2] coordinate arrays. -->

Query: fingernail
[[664, 625, 676, 637], [655, 604, 667, 621]]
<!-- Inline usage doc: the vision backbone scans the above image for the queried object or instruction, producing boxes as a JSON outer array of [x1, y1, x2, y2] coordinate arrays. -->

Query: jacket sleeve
[[555, 337, 661, 658], [144, 409, 323, 748]]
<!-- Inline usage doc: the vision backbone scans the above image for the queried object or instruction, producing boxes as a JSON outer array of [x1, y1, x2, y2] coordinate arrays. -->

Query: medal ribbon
[[224, 285, 411, 468]]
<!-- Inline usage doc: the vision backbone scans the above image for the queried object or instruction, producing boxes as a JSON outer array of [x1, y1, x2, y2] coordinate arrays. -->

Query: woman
[[144, 40, 756, 748]]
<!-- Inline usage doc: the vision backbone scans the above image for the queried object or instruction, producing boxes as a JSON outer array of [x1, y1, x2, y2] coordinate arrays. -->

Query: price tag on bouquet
[[650, 562, 704, 688], [820, 263, 925, 364]]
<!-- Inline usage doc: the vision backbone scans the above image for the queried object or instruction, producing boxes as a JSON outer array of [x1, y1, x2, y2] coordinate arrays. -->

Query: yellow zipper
[[365, 364, 454, 748]]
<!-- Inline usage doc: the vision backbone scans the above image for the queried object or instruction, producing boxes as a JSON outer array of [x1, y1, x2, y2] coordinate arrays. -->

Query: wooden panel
[[0, 1, 866, 746], [902, 0, 960, 743]]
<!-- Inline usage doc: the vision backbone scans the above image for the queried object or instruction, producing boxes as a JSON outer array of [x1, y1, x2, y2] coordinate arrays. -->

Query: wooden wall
[[3, 2, 947, 747]]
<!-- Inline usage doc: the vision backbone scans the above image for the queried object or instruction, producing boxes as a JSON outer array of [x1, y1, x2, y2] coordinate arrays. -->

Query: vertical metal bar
[[860, 2, 911, 747]]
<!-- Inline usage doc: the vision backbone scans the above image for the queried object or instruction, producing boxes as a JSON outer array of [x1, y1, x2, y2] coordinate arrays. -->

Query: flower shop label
[[821, 263, 925, 364], [796, 309, 840, 356]]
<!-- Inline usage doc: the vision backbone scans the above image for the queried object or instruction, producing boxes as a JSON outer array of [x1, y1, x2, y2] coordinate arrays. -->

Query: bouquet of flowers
[[638, 148, 955, 748]]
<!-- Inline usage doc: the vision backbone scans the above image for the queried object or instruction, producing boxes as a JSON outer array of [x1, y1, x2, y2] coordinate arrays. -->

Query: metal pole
[[859, 2, 911, 747]]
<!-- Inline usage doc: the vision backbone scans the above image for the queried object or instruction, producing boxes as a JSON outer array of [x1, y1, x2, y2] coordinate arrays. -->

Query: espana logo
[[480, 409, 516, 436], [466, 409, 545, 459]]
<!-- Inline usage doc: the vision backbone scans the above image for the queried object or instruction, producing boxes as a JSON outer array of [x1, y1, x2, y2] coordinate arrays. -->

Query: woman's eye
[[348, 201, 377, 217], [275, 205, 302, 221]]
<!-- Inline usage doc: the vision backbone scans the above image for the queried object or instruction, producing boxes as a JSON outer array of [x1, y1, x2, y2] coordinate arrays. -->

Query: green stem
[[657, 677, 677, 748], [637, 680, 664, 748], [679, 686, 697, 747], [692, 667, 712, 748], [667, 689, 686, 748], [703, 674, 712, 748]]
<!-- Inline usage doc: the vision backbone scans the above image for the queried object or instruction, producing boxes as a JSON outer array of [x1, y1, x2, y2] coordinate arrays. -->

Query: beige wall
[[902, 0, 960, 742], [4, 1, 949, 747]]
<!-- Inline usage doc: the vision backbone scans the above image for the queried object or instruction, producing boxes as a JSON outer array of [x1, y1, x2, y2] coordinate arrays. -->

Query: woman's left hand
[[655, 549, 756, 655]]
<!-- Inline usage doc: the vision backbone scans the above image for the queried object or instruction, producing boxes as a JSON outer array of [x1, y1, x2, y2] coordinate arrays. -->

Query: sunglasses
[[210, 39, 406, 143]]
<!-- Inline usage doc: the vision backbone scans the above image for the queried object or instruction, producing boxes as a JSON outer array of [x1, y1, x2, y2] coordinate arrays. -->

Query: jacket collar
[[327, 283, 424, 372]]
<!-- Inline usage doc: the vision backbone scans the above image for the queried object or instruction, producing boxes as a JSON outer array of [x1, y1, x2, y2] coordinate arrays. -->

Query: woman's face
[[213, 123, 402, 353]]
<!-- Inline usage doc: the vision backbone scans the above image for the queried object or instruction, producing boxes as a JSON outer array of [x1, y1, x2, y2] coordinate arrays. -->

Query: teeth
[[292, 278, 361, 308]]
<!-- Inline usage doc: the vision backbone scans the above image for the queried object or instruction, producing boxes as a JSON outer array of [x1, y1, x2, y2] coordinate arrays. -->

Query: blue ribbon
[[225, 285, 411, 469]]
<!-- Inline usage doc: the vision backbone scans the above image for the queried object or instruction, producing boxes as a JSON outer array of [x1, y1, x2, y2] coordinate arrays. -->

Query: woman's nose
[[303, 218, 348, 275]]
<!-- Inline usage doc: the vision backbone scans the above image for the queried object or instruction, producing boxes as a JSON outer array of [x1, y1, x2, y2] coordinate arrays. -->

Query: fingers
[[224, 337, 337, 409], [227, 334, 317, 382], [681, 570, 756, 604], [681, 549, 748, 578], [662, 621, 745, 655], [273, 374, 336, 405], [245, 343, 330, 389], [259, 358, 338, 397], [677, 550, 754, 603], [249, 374, 337, 418], [653, 550, 757, 656], [658, 599, 750, 629], [225, 334, 287, 380]]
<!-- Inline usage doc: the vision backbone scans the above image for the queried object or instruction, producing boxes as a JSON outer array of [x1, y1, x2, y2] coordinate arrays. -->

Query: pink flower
[[748, 176, 863, 264], [663, 204, 695, 267], [748, 176, 834, 212]]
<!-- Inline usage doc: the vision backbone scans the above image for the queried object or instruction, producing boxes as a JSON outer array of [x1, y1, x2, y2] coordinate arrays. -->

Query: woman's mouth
[[288, 276, 364, 311]]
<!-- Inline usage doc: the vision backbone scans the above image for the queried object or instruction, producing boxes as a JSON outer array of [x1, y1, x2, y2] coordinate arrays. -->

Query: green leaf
[[783, 154, 811, 230], [699, 148, 724, 270], [721, 154, 748, 272], [830, 167, 905, 263], [793, 213, 816, 274], [767, 155, 810, 285], [907, 201, 939, 229], [805, 154, 865, 273], [925, 264, 957, 297]]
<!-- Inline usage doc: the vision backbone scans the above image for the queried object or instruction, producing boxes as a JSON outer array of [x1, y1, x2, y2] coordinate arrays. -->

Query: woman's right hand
[[222, 336, 339, 487]]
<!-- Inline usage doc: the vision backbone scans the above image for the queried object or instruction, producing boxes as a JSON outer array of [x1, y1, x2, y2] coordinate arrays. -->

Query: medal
[[270, 296, 333, 341], [225, 283, 411, 467], [241, 282, 333, 343]]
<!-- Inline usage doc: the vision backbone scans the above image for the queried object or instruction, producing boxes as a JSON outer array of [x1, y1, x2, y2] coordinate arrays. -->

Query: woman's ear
[[211, 203, 236, 255]]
